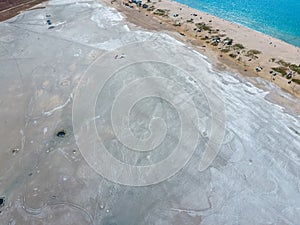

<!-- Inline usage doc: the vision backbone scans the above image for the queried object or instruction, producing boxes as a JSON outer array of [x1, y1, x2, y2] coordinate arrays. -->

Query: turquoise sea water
[[175, 0, 300, 47]]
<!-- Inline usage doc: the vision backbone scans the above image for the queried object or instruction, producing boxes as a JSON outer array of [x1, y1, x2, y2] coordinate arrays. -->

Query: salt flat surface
[[0, 0, 299, 224]]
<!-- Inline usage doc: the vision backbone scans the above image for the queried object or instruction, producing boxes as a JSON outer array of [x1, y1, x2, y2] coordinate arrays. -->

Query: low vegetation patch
[[229, 53, 237, 58], [272, 66, 288, 76], [277, 59, 291, 67], [223, 37, 233, 45], [247, 49, 261, 55], [289, 64, 300, 74], [195, 22, 211, 31], [173, 22, 181, 27], [271, 61, 300, 74], [292, 79, 300, 85], [210, 29, 219, 34], [147, 5, 155, 11], [221, 48, 230, 53], [153, 9, 169, 17], [245, 49, 261, 59], [232, 43, 245, 50]]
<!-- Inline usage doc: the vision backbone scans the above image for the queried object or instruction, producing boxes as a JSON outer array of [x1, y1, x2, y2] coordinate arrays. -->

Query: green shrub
[[147, 5, 155, 11], [272, 66, 288, 76], [195, 22, 211, 31], [289, 64, 300, 74], [277, 59, 290, 67], [245, 49, 261, 59], [221, 48, 230, 53], [233, 43, 245, 50], [292, 79, 300, 85], [229, 53, 237, 58], [223, 37, 233, 45], [247, 49, 261, 55], [154, 9, 169, 17]]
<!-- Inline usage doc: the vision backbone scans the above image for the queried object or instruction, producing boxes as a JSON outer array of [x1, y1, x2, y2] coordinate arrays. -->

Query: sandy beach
[[104, 0, 300, 98]]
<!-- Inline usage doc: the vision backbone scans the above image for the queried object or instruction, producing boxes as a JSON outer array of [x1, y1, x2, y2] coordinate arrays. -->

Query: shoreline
[[2, 0, 300, 101], [104, 0, 300, 99], [173, 0, 300, 49]]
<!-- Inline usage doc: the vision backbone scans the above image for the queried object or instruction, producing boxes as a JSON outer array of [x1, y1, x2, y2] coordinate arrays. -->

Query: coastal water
[[175, 0, 300, 47]]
